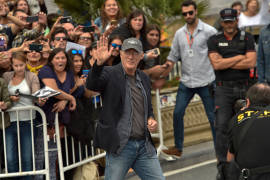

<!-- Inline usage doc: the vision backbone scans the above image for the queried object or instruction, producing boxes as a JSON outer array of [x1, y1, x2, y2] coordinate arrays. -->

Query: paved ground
[[127, 141, 217, 180]]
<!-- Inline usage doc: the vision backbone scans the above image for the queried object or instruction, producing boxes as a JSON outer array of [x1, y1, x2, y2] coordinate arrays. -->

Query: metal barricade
[[54, 113, 105, 180], [0, 106, 49, 179], [152, 89, 175, 161]]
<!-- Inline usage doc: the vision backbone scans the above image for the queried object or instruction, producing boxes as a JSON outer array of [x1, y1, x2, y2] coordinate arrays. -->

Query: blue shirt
[[167, 19, 217, 88], [257, 24, 270, 83]]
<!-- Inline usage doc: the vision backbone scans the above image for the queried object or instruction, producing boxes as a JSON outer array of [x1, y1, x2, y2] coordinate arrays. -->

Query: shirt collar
[[184, 19, 203, 33], [121, 63, 141, 82]]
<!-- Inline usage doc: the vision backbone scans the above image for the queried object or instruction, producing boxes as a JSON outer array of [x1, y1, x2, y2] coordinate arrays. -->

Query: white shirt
[[238, 12, 262, 29], [8, 79, 35, 122]]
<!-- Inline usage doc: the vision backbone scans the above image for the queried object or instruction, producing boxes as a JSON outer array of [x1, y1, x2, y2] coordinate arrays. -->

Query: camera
[[111, 20, 118, 26], [60, 16, 72, 24], [234, 99, 247, 113], [26, 16, 39, 23], [82, 26, 95, 32], [29, 43, 43, 52]]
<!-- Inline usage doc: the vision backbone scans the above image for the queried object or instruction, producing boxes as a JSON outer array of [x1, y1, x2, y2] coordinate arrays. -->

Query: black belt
[[216, 80, 249, 87], [238, 164, 270, 180]]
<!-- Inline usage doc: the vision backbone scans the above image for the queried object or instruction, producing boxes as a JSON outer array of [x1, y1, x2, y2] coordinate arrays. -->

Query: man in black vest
[[86, 36, 164, 180], [227, 83, 270, 180], [207, 8, 256, 179]]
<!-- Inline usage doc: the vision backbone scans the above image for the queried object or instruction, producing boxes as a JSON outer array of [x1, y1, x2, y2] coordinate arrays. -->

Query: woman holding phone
[[140, 24, 161, 70], [94, 0, 125, 35]]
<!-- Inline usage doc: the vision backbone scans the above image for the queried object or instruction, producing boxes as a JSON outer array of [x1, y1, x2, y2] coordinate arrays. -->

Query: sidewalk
[[127, 141, 217, 179]]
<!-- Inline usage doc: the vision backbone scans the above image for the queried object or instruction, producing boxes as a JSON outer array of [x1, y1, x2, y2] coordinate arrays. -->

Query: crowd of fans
[[0, 0, 163, 179], [0, 0, 268, 179]]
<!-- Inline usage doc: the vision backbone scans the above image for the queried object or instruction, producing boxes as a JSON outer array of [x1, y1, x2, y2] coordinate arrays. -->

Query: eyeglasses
[[79, 37, 92, 41], [71, 49, 82, 55], [182, 11, 194, 17], [54, 37, 67, 41], [111, 43, 121, 49], [123, 51, 139, 56]]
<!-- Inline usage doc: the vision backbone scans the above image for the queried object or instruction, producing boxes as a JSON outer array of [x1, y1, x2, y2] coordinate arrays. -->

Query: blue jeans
[[105, 139, 165, 180], [6, 121, 33, 180], [173, 82, 216, 151]]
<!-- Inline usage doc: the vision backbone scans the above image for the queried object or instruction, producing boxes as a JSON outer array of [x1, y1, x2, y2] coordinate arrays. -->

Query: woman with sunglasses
[[105, 34, 123, 66], [67, 49, 97, 144]]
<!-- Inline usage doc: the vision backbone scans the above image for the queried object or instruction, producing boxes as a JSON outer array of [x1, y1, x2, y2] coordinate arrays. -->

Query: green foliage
[[55, 0, 209, 25]]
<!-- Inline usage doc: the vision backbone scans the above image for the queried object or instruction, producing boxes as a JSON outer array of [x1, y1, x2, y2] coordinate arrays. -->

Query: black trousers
[[215, 84, 248, 162]]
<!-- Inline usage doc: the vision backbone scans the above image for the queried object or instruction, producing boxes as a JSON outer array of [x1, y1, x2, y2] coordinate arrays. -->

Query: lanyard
[[186, 32, 194, 48]]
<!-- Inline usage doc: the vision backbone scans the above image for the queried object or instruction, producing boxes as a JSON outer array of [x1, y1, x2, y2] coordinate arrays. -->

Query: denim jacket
[[257, 24, 270, 83]]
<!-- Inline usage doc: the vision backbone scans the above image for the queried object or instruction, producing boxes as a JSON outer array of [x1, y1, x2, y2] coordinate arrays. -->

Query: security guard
[[227, 83, 270, 180], [207, 8, 256, 179]]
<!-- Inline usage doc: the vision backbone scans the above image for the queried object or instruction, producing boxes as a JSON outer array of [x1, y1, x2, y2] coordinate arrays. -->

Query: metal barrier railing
[[54, 112, 105, 180], [0, 106, 49, 179], [152, 89, 175, 161]]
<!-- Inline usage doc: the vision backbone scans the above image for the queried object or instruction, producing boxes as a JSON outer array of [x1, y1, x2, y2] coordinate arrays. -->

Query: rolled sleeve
[[167, 32, 181, 62]]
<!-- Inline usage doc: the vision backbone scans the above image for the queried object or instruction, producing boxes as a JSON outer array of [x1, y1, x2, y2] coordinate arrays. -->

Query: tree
[[55, 0, 209, 26]]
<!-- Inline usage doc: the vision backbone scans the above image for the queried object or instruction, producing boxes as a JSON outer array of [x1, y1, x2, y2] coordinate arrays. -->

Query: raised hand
[[38, 12, 47, 25], [96, 35, 113, 66]]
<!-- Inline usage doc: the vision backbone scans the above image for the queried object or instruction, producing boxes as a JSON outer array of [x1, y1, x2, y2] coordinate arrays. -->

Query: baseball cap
[[121, 38, 143, 53], [220, 8, 237, 21]]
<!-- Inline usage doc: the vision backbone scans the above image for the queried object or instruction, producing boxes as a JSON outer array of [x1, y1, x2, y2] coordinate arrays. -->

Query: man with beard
[[207, 8, 256, 180], [152, 0, 217, 158]]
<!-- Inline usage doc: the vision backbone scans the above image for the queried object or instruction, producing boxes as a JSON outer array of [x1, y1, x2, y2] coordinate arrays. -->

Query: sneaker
[[162, 147, 182, 159]]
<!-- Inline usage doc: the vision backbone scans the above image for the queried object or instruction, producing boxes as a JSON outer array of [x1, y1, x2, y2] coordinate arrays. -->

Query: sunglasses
[[111, 43, 121, 49], [71, 49, 82, 55], [182, 11, 194, 17], [55, 37, 67, 41]]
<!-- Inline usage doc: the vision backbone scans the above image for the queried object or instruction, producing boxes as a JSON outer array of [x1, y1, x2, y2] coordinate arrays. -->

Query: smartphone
[[82, 69, 90, 76], [29, 43, 43, 52], [111, 20, 118, 26], [152, 48, 160, 55], [60, 16, 72, 24], [82, 26, 95, 32], [26, 16, 39, 23], [0, 37, 5, 46], [146, 48, 160, 55]]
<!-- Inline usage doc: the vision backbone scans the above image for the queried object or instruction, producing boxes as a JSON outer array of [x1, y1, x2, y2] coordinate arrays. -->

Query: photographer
[[226, 83, 270, 180]]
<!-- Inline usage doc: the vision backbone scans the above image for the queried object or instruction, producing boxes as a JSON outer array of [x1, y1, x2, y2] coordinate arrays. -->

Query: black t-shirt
[[207, 30, 255, 81], [228, 106, 270, 169]]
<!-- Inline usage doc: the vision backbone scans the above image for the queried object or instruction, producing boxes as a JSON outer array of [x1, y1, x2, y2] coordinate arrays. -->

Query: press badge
[[188, 49, 194, 57]]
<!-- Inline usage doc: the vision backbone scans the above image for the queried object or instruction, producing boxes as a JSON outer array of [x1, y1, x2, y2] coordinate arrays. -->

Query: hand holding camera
[[145, 48, 160, 59]]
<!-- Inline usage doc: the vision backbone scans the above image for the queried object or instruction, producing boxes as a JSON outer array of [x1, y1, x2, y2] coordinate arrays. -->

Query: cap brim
[[122, 47, 141, 53], [222, 17, 236, 22]]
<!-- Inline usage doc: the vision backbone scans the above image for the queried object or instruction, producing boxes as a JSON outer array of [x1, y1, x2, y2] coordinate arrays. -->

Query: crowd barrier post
[[54, 112, 106, 180], [0, 106, 50, 179], [153, 89, 176, 161]]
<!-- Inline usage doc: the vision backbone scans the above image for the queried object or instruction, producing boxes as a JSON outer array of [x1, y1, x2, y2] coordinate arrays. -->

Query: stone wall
[[152, 88, 213, 147]]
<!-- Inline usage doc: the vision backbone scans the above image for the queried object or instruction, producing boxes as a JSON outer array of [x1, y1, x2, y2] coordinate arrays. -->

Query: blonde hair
[[245, 0, 260, 13]]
